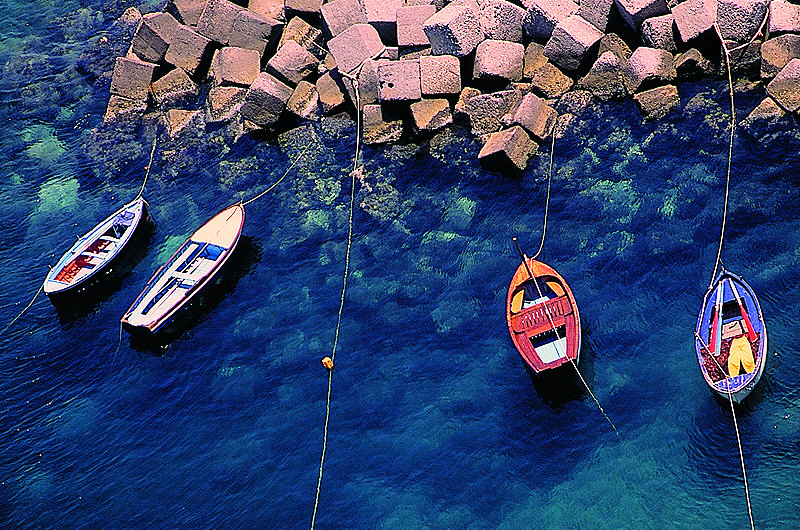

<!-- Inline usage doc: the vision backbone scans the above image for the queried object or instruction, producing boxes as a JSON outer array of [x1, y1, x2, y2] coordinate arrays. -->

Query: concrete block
[[530, 61, 573, 97], [278, 16, 323, 51], [420, 54, 462, 95], [578, 0, 616, 31], [285, 0, 323, 15], [508, 92, 557, 141], [397, 5, 437, 47], [196, 0, 244, 44], [633, 84, 679, 119], [131, 12, 182, 63], [423, 0, 484, 56], [766, 58, 800, 112], [739, 97, 790, 139], [321, 0, 368, 37], [211, 46, 262, 86], [151, 67, 200, 105], [543, 14, 603, 71], [478, 125, 537, 171], [716, 0, 768, 43], [249, 0, 285, 21], [267, 40, 319, 85], [671, 0, 715, 42], [164, 25, 212, 76], [473, 39, 525, 81], [110, 56, 157, 101], [577, 50, 627, 100], [522, 0, 578, 41], [378, 59, 422, 101], [641, 14, 676, 51], [465, 89, 524, 135], [364, 0, 403, 42], [228, 9, 282, 54], [614, 0, 668, 30], [206, 85, 247, 122], [166, 0, 206, 26], [164, 109, 203, 137], [410, 98, 453, 130], [104, 95, 148, 123], [241, 72, 293, 125], [329, 23, 385, 74], [317, 71, 347, 112], [524, 42, 548, 77], [675, 48, 713, 78], [362, 104, 404, 144], [761, 34, 800, 79], [287, 80, 320, 118], [455, 86, 482, 117], [598, 33, 632, 61], [480, 0, 527, 42], [770, 0, 800, 35], [626, 46, 676, 92]]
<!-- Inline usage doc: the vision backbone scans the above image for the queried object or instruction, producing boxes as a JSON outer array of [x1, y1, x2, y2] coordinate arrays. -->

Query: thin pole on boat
[[513, 237, 618, 437]]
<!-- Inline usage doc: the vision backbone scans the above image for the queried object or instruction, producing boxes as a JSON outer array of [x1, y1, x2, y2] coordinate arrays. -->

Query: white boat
[[121, 203, 245, 335]]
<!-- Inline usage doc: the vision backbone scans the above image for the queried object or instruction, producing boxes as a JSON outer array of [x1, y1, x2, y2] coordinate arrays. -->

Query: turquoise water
[[2, 1, 800, 528]]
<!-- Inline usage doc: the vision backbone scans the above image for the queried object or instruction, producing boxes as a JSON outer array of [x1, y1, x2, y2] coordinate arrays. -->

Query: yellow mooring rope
[[310, 75, 364, 530]]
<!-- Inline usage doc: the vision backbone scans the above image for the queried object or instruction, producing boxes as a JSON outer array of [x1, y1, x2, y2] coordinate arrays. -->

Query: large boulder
[[163, 109, 203, 138], [464, 89, 524, 135], [240, 72, 293, 125], [506, 92, 557, 141], [671, 0, 715, 42], [362, 104, 404, 144], [166, 0, 206, 26], [530, 62, 574, 97], [196, 0, 244, 44], [473, 39, 525, 81], [578, 50, 627, 100], [480, 0, 527, 42], [675, 48, 713, 78], [614, 0, 668, 30], [716, 0, 768, 43], [397, 4, 437, 47], [478, 125, 537, 171], [420, 54, 462, 95], [110, 56, 157, 101], [626, 46, 676, 92], [328, 23, 385, 74], [321, 0, 368, 37], [543, 13, 604, 72], [316, 72, 347, 112], [641, 14, 677, 51], [279, 16, 323, 51], [249, 0, 284, 21], [739, 96, 791, 140], [364, 0, 402, 42], [285, 0, 323, 15], [164, 25, 212, 76], [228, 9, 281, 54], [267, 40, 319, 85], [287, 80, 321, 119], [104, 95, 148, 123], [151, 67, 200, 105], [378, 59, 422, 101], [760, 34, 800, 79], [578, 0, 616, 31], [766, 58, 800, 112], [423, 0, 485, 56], [206, 86, 247, 122], [210, 47, 261, 87], [524, 42, 548, 76], [410, 98, 453, 130], [522, 0, 579, 42], [131, 12, 182, 63], [769, 0, 800, 35], [633, 84, 679, 119]]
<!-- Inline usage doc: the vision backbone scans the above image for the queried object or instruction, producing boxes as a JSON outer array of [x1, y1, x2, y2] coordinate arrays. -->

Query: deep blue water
[[2, 1, 800, 528]]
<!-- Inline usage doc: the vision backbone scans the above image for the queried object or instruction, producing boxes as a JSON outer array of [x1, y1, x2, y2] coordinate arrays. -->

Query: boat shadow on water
[[126, 235, 262, 353], [48, 222, 155, 327]]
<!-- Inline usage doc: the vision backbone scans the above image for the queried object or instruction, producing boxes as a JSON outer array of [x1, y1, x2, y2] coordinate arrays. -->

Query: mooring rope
[[242, 142, 312, 207], [0, 281, 45, 335], [136, 136, 158, 199], [531, 132, 557, 261], [310, 77, 364, 530]]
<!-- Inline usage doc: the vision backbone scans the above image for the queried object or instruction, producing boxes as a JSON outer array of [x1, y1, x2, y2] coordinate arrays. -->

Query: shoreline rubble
[[101, 0, 799, 171]]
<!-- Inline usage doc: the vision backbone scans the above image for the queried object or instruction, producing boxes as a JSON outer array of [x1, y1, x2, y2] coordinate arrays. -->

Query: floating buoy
[[321, 356, 334, 371]]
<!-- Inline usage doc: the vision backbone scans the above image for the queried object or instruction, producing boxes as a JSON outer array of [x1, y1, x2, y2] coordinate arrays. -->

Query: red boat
[[506, 258, 581, 372]]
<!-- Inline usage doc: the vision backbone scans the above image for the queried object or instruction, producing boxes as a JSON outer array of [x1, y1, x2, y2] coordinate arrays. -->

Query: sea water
[[1, 1, 800, 528]]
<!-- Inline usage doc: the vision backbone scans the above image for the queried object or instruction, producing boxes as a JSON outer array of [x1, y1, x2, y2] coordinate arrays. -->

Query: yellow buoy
[[321, 356, 334, 371]]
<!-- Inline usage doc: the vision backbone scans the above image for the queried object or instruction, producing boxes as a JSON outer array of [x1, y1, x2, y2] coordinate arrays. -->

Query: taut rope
[[242, 143, 312, 207], [531, 132, 557, 261]]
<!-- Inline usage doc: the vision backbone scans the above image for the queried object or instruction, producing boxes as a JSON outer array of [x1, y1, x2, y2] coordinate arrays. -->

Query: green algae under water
[[2, 1, 800, 528]]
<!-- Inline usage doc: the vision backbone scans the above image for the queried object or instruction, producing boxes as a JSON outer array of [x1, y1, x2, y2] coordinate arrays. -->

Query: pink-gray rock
[[480, 0, 527, 42], [578, 0, 616, 31], [378, 59, 422, 101], [196, 0, 244, 44], [164, 26, 211, 76], [626, 46, 676, 92], [739, 96, 789, 138], [721, 39, 762, 75], [522, 0, 579, 41], [228, 9, 282, 54], [166, 0, 206, 26], [321, 0, 368, 37], [131, 12, 182, 63], [766, 58, 800, 112], [761, 34, 800, 79], [287, 80, 320, 118], [454, 86, 482, 117], [465, 89, 524, 135], [163, 109, 203, 137], [671, 0, 715, 42], [578, 50, 627, 100], [507, 92, 557, 141], [633, 84, 679, 119], [524, 42, 548, 77], [211, 47, 261, 86], [397, 5, 438, 47], [598, 33, 633, 61], [151, 68, 200, 105], [241, 72, 293, 125], [420, 54, 462, 95], [362, 104, 404, 144], [410, 98, 453, 130], [345, 59, 382, 107], [328, 23, 385, 74], [103, 95, 148, 123], [316, 72, 347, 112], [473, 39, 525, 81], [530, 62, 574, 97], [206, 86, 247, 122], [249, 0, 285, 21], [478, 125, 537, 171], [769, 0, 800, 35], [423, 0, 485, 56], [110, 56, 157, 101], [543, 14, 603, 71], [285, 0, 323, 15], [716, 0, 768, 43], [641, 14, 677, 51], [614, 0, 668, 30], [267, 40, 319, 85], [675, 48, 713, 78], [279, 16, 323, 51], [364, 0, 403, 42]]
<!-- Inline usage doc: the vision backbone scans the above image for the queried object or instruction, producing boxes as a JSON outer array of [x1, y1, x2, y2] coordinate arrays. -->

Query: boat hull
[[695, 269, 767, 403], [44, 197, 149, 295], [506, 258, 581, 373], [121, 203, 245, 336]]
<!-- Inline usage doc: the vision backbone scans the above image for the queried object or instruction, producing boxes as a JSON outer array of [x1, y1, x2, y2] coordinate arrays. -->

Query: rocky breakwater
[[103, 0, 800, 172]]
